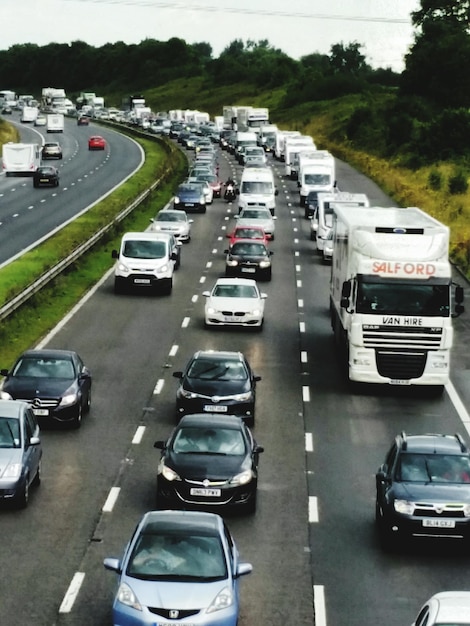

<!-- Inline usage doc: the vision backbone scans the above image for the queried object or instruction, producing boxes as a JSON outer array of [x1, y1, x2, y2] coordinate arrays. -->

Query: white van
[[111, 232, 181, 295], [46, 113, 64, 133], [274, 130, 300, 160], [300, 151, 336, 214], [238, 167, 278, 215], [284, 136, 315, 177]]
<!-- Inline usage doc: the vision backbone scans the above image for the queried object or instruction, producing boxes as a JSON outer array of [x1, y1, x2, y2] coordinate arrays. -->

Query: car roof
[[178, 413, 245, 430], [0, 399, 28, 418], [140, 510, 223, 536], [192, 350, 244, 362], [122, 231, 173, 242], [18, 348, 76, 360], [214, 277, 258, 287], [398, 432, 468, 455]]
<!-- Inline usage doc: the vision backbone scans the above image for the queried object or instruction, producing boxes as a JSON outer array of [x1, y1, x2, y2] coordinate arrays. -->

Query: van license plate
[[422, 519, 455, 528]]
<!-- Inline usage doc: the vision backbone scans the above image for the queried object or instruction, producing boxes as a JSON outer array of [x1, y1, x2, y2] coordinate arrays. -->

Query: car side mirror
[[254, 375, 262, 382], [202, 291, 210, 297], [172, 371, 183, 379], [154, 440, 165, 450], [111, 250, 119, 259], [275, 189, 279, 196]]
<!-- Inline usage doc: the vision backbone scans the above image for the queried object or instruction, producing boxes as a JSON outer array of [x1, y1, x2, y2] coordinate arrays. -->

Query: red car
[[88, 135, 106, 150], [226, 225, 269, 249]]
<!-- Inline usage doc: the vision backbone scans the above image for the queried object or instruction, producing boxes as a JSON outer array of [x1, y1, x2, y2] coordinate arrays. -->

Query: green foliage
[[448, 168, 469, 194], [428, 169, 443, 190]]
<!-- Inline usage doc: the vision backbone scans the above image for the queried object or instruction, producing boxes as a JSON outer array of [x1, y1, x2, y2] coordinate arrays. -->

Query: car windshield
[[179, 185, 200, 193], [123, 240, 167, 260], [187, 359, 248, 381], [157, 213, 185, 223], [398, 453, 470, 483], [0, 417, 20, 448], [355, 281, 450, 316], [213, 284, 258, 298], [173, 426, 246, 455], [127, 532, 227, 580], [231, 243, 266, 256], [12, 357, 74, 379], [241, 210, 270, 220]]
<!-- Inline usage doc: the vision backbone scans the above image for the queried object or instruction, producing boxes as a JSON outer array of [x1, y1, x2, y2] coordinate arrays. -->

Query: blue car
[[104, 510, 252, 626], [174, 182, 207, 213]]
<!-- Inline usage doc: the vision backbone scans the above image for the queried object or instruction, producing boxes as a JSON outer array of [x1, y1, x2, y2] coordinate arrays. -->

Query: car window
[[13, 357, 73, 378], [0, 417, 20, 448]]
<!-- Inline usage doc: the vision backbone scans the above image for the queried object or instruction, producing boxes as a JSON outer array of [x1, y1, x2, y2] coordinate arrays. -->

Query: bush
[[448, 169, 468, 195], [428, 170, 442, 190]]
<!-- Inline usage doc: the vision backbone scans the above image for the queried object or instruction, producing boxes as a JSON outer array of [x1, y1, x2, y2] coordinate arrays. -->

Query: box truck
[[330, 206, 464, 388], [46, 113, 64, 133], [2, 142, 41, 176], [299, 151, 336, 214], [284, 136, 315, 177]]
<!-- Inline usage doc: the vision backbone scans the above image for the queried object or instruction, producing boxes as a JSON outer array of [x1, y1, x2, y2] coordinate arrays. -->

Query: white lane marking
[[298, 299, 304, 308], [102, 487, 120, 512], [200, 276, 206, 283], [297, 279, 302, 288], [309, 496, 319, 522], [314, 585, 327, 626], [132, 426, 145, 444], [305, 432, 313, 452], [301, 351, 308, 363], [206, 261, 212, 268], [299, 321, 306, 333], [302, 386, 310, 402], [59, 572, 85, 613], [169, 345, 178, 357], [153, 379, 164, 395], [182, 317, 190, 327], [296, 265, 301, 272]]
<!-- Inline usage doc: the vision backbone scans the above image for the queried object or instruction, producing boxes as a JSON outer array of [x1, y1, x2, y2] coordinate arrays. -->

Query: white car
[[150, 209, 193, 243], [411, 591, 470, 626], [235, 207, 277, 240], [203, 277, 267, 329], [322, 227, 333, 263]]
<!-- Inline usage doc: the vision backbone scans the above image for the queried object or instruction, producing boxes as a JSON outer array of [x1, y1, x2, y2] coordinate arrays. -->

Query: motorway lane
[[0, 137, 469, 626], [0, 113, 143, 264]]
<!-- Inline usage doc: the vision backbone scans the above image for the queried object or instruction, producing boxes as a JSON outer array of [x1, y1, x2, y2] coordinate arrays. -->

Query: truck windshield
[[356, 282, 450, 316], [305, 173, 331, 185]]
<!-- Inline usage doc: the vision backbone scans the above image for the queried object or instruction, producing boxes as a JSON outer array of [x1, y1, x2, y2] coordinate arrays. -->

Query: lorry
[[284, 135, 315, 178], [46, 113, 64, 133], [234, 131, 258, 163], [330, 206, 464, 389], [122, 94, 146, 112], [41, 88, 67, 113], [20, 106, 39, 123], [257, 124, 278, 152], [274, 130, 300, 160], [2, 142, 41, 176], [223, 105, 237, 130], [247, 107, 269, 132], [235, 106, 253, 132], [299, 150, 336, 214]]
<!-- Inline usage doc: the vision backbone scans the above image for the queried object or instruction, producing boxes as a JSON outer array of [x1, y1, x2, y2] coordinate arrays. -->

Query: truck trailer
[[2, 142, 41, 176], [330, 206, 464, 388]]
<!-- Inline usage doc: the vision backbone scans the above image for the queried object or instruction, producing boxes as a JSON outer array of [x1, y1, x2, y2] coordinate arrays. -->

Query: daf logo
[[169, 610, 179, 619]]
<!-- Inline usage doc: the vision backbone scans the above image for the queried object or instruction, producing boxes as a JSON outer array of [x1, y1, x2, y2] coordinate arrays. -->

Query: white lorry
[[235, 106, 253, 132], [2, 142, 41, 176], [46, 113, 64, 133], [312, 191, 369, 253], [247, 108, 269, 132], [274, 130, 300, 160], [20, 106, 38, 123], [299, 150, 336, 214], [223, 105, 237, 130], [284, 136, 315, 178], [257, 124, 278, 152], [330, 206, 464, 388], [238, 167, 278, 215]]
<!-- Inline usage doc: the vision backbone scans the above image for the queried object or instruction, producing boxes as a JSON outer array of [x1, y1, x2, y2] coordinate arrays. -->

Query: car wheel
[[84, 388, 91, 413], [245, 491, 257, 514], [114, 278, 125, 294], [304, 207, 310, 219], [33, 181, 39, 188], [161, 277, 173, 295], [71, 404, 82, 429], [16, 477, 29, 509], [264, 269, 272, 281], [32, 460, 42, 486]]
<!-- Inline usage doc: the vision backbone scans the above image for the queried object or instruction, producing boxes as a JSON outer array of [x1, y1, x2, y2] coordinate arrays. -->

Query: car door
[[23, 408, 41, 484]]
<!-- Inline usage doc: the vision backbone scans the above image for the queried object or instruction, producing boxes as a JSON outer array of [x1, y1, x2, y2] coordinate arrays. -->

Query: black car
[[224, 239, 273, 281], [154, 413, 264, 513], [33, 166, 59, 188], [304, 190, 319, 219], [0, 349, 92, 429], [375, 431, 470, 550], [173, 182, 206, 213], [173, 350, 261, 425]]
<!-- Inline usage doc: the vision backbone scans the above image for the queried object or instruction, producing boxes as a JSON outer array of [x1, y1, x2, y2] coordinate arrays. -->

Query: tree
[[329, 42, 368, 75]]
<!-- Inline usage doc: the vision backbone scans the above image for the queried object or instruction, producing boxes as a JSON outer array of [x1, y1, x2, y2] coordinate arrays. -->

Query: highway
[[0, 113, 143, 265], [0, 132, 469, 626]]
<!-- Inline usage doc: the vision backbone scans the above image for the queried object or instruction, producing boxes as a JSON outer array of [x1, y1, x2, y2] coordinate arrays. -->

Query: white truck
[[257, 124, 278, 152], [42, 87, 67, 113], [223, 105, 237, 130], [46, 113, 64, 133], [330, 206, 464, 388], [299, 150, 336, 214], [247, 107, 269, 132], [284, 136, 315, 178], [312, 191, 369, 251], [238, 166, 278, 215], [274, 130, 300, 160], [235, 106, 253, 132], [234, 131, 258, 163], [20, 106, 38, 123], [2, 142, 41, 176]]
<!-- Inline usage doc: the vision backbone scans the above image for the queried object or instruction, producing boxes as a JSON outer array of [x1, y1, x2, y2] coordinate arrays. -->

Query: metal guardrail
[[0, 128, 177, 321]]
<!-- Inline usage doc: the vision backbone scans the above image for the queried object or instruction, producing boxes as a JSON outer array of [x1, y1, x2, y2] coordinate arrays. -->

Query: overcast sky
[[1, 0, 420, 72]]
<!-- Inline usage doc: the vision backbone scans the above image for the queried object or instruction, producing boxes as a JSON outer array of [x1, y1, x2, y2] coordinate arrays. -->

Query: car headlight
[[59, 393, 79, 407], [174, 197, 180, 204], [229, 469, 253, 486], [231, 391, 252, 402], [393, 499, 415, 515], [259, 260, 271, 268], [179, 387, 199, 399], [158, 461, 181, 482], [226, 259, 239, 267], [0, 391, 13, 400], [157, 264, 170, 274], [200, 196, 206, 203], [206, 586, 233, 613], [117, 261, 131, 274], [116, 582, 142, 611], [3, 463, 22, 478], [207, 306, 219, 315], [251, 308, 262, 316]]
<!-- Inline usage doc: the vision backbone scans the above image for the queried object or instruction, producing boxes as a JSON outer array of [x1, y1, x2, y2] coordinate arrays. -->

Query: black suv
[[375, 432, 470, 549]]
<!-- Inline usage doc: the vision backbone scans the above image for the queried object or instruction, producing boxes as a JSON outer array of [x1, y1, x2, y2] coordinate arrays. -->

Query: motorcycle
[[224, 183, 237, 202]]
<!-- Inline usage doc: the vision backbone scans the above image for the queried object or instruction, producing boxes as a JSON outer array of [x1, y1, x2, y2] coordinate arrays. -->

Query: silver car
[[234, 206, 277, 240], [0, 399, 42, 508], [150, 209, 193, 243]]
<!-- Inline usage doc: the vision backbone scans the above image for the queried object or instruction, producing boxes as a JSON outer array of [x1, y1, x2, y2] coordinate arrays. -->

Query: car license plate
[[224, 316, 242, 322], [390, 379, 411, 385], [190, 488, 221, 497], [33, 408, 49, 416], [422, 519, 455, 528], [185, 203, 194, 207], [40, 178, 49, 183], [134, 278, 151, 284], [156, 623, 196, 626], [241, 267, 256, 273], [203, 405, 228, 412]]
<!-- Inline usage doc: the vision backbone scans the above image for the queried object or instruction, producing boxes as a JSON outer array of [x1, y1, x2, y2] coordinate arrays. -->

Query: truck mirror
[[340, 280, 351, 308], [455, 285, 464, 304]]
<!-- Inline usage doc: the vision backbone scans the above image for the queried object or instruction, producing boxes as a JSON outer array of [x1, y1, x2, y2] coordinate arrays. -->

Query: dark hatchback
[[0, 349, 92, 429], [155, 413, 264, 513], [224, 239, 273, 281], [173, 182, 206, 213], [376, 431, 470, 549], [33, 166, 59, 188], [173, 350, 261, 425]]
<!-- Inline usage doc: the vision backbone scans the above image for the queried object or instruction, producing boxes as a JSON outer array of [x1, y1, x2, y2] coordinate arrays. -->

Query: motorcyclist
[[224, 177, 237, 200]]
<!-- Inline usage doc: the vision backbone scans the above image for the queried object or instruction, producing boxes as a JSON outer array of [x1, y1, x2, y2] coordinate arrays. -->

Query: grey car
[[150, 209, 193, 243], [0, 399, 42, 508]]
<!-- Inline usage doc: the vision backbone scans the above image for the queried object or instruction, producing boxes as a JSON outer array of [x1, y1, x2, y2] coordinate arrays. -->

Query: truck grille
[[363, 325, 443, 350], [376, 351, 426, 379]]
